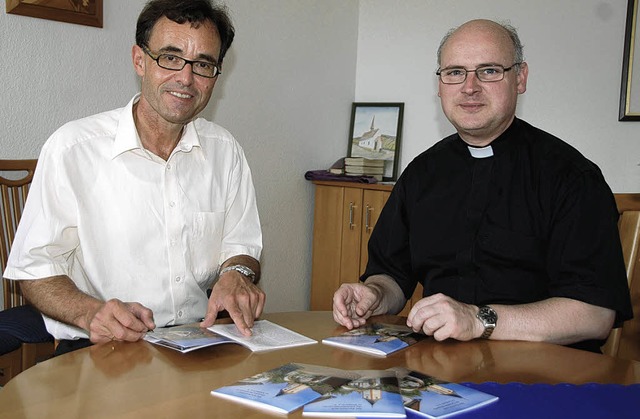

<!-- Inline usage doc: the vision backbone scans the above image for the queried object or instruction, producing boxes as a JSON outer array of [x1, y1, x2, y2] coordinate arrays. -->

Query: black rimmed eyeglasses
[[436, 63, 521, 84], [142, 46, 221, 78]]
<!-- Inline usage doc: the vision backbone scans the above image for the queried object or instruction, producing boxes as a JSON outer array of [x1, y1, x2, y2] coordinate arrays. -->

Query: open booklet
[[144, 320, 316, 353], [211, 363, 361, 415], [391, 367, 499, 418], [322, 322, 425, 357]]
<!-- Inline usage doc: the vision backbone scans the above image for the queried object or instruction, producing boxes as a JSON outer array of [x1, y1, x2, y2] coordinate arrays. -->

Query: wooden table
[[0, 311, 638, 418]]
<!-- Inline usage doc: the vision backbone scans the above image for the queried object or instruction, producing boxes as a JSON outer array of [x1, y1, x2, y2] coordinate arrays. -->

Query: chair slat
[[0, 159, 37, 310]]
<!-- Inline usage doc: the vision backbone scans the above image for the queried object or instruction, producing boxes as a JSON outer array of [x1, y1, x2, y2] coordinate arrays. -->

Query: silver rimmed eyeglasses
[[436, 63, 521, 84], [142, 46, 221, 78]]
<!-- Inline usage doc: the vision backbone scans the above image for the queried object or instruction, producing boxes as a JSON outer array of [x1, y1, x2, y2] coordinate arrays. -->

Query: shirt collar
[[461, 117, 521, 159], [111, 94, 203, 160], [467, 145, 494, 158]]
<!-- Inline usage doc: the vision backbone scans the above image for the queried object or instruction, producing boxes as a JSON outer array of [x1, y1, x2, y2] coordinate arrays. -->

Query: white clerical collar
[[467, 145, 494, 158]]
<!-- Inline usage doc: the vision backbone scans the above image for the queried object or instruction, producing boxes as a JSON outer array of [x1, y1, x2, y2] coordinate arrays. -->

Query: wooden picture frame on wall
[[347, 102, 404, 181], [620, 0, 639, 120], [6, 0, 103, 28]]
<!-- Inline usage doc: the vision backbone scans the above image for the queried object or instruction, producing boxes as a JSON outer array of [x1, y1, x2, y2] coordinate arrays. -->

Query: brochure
[[145, 320, 316, 353], [302, 369, 406, 418], [208, 320, 317, 352], [144, 324, 232, 353], [322, 323, 424, 357], [211, 363, 360, 414], [391, 367, 499, 418]]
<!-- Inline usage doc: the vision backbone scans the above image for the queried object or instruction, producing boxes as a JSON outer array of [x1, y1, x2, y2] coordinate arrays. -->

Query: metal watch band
[[477, 305, 497, 339], [220, 264, 256, 283], [480, 325, 495, 339]]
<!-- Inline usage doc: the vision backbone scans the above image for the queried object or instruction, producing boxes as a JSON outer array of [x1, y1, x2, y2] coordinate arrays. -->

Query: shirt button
[[178, 310, 183, 317], [169, 201, 175, 207], [175, 276, 181, 283], [166, 164, 172, 170]]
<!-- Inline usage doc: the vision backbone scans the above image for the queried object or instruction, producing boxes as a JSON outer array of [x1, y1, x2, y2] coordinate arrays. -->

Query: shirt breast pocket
[[190, 211, 225, 285], [477, 222, 546, 269]]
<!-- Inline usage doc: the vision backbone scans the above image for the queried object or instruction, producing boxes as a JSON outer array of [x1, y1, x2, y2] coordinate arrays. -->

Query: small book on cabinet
[[322, 323, 425, 357], [144, 320, 316, 353], [344, 157, 385, 167], [345, 165, 385, 175]]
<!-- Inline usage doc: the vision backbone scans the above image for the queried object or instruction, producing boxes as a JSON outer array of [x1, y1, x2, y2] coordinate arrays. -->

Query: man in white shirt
[[4, 0, 263, 354]]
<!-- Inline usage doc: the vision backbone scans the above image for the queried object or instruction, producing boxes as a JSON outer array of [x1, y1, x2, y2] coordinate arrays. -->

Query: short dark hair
[[136, 0, 235, 63]]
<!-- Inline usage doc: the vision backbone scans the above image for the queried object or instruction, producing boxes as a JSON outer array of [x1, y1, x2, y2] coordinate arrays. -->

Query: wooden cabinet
[[309, 181, 422, 314]]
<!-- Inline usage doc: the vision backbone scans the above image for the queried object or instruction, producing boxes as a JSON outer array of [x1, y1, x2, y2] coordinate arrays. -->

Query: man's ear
[[516, 61, 528, 94], [132, 45, 145, 77]]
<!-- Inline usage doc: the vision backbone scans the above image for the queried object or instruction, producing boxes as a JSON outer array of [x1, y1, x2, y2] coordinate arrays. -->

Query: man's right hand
[[332, 283, 382, 329], [86, 299, 155, 344]]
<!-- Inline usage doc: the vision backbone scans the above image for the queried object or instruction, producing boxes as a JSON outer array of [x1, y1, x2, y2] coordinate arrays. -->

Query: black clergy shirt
[[363, 118, 633, 352]]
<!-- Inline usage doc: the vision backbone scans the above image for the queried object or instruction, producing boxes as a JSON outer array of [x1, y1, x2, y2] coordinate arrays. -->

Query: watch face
[[236, 266, 251, 276], [479, 306, 497, 324]]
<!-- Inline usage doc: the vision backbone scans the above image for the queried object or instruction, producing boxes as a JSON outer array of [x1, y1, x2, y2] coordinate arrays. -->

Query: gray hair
[[436, 20, 525, 69]]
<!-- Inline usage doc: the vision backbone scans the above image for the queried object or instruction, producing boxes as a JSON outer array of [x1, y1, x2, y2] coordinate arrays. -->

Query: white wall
[[356, 0, 640, 192], [0, 0, 359, 312], [219, 1, 359, 312]]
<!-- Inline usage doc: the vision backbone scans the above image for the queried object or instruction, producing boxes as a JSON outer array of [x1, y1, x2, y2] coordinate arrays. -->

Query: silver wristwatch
[[476, 305, 498, 339], [219, 264, 256, 283]]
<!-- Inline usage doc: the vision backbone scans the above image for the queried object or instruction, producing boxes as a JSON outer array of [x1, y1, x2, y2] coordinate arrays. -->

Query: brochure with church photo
[[302, 369, 406, 418], [146, 320, 316, 353], [211, 363, 360, 415], [391, 368, 499, 418], [322, 323, 424, 357], [144, 324, 233, 353]]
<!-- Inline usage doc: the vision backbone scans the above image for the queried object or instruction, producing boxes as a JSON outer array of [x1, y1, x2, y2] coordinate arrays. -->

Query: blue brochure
[[211, 363, 360, 415], [391, 368, 498, 418], [302, 369, 406, 418], [322, 323, 424, 357]]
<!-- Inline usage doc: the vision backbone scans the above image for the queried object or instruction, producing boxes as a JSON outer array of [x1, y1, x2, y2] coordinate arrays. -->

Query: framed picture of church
[[347, 102, 404, 181], [6, 0, 103, 28]]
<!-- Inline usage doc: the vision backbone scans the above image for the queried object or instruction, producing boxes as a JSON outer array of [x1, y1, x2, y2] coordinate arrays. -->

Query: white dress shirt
[[4, 95, 262, 340]]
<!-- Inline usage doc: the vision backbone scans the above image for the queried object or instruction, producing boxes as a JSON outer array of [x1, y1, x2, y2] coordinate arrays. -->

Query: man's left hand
[[199, 270, 265, 336], [406, 293, 482, 341]]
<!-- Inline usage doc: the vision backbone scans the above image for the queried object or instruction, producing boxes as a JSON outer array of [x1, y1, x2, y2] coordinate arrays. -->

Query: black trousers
[[54, 338, 93, 356]]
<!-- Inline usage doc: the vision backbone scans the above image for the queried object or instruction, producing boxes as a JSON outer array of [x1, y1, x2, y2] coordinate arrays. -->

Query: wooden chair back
[[0, 159, 39, 383], [601, 194, 640, 360], [0, 159, 56, 382], [0, 159, 37, 310]]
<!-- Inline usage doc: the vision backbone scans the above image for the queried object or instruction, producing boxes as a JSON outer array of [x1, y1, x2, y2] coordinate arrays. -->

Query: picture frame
[[6, 0, 103, 28], [619, 0, 639, 121], [347, 102, 404, 181]]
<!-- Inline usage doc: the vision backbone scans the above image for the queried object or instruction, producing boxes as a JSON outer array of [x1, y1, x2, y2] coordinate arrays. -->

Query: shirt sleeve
[[362, 176, 417, 300], [545, 170, 632, 326], [217, 143, 262, 265], [4, 135, 80, 280]]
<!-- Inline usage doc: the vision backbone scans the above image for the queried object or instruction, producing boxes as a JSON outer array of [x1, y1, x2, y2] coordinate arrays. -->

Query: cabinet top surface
[[311, 180, 395, 191]]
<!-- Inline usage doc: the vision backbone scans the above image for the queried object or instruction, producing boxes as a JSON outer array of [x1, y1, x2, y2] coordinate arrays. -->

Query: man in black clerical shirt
[[332, 19, 632, 353]]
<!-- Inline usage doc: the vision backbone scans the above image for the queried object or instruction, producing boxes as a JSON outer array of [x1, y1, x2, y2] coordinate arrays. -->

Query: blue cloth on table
[[422, 382, 640, 419], [0, 305, 53, 354]]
